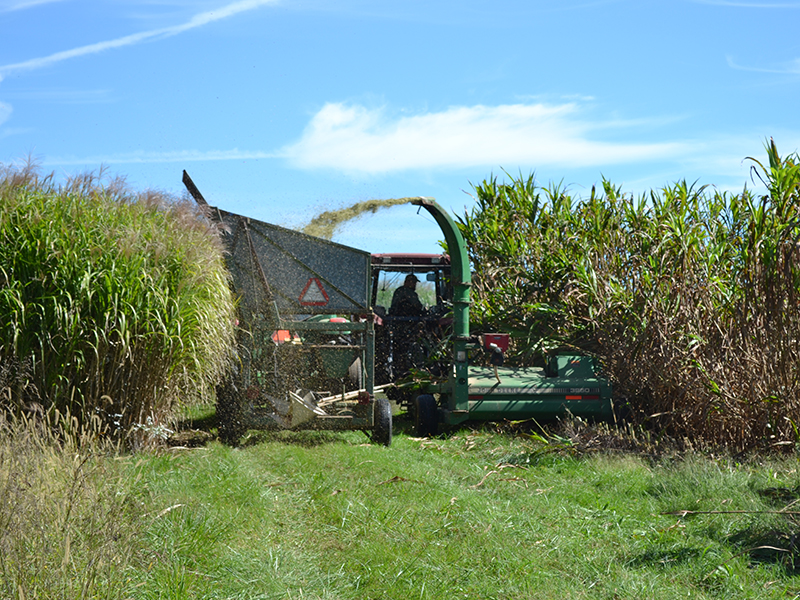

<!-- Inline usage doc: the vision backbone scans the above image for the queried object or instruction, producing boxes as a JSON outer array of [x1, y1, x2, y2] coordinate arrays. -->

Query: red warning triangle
[[299, 277, 329, 306]]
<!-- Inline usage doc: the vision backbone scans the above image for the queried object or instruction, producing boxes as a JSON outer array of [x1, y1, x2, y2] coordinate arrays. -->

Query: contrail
[[1, 0, 66, 13], [0, 0, 278, 79]]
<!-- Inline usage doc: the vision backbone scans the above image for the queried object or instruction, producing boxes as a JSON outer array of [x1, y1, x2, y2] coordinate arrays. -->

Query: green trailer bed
[[466, 365, 613, 421]]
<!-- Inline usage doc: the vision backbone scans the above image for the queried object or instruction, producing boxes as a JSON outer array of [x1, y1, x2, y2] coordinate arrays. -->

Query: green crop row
[[458, 140, 800, 451], [0, 163, 236, 433]]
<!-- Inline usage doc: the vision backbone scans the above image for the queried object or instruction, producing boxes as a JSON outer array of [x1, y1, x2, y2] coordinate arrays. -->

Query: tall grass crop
[[0, 163, 236, 431], [458, 140, 800, 451], [0, 410, 148, 599]]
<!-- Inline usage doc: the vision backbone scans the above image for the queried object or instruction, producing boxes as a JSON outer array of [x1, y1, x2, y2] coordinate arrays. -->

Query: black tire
[[372, 398, 392, 446], [216, 377, 246, 445], [414, 394, 438, 437]]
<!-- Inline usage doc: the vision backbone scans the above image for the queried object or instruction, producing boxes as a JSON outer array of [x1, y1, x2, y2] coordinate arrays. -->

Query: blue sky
[[1, 0, 799, 253]]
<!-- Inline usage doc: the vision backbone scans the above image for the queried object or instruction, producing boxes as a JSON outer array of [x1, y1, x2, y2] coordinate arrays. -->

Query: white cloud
[[0, 0, 65, 12], [3, 88, 113, 104], [42, 148, 277, 166], [0, 0, 279, 78], [279, 102, 687, 173], [0, 101, 12, 126], [727, 55, 800, 74], [693, 0, 800, 6]]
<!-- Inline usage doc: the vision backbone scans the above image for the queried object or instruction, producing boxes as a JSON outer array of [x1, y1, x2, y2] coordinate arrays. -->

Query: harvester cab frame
[[370, 253, 453, 390]]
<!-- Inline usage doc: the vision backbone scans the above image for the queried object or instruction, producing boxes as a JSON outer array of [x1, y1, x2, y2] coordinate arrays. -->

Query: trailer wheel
[[414, 394, 438, 437], [216, 377, 245, 445], [372, 398, 392, 446]]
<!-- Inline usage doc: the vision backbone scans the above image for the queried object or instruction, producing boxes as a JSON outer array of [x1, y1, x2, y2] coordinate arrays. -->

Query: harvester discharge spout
[[409, 198, 472, 413]]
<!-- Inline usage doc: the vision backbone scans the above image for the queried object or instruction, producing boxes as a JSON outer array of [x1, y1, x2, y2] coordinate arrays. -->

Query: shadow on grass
[[168, 410, 218, 447], [628, 547, 705, 568], [721, 485, 800, 574], [759, 484, 800, 506], [240, 429, 372, 448], [176, 407, 399, 449], [175, 412, 218, 432], [628, 531, 800, 575], [392, 412, 416, 436], [726, 525, 800, 573], [630, 486, 800, 575]]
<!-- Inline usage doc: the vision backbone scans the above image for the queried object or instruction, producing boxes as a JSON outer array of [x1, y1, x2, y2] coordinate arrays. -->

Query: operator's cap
[[405, 273, 419, 284]]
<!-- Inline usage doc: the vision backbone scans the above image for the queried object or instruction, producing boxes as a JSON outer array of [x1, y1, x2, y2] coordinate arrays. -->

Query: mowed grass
[[122, 421, 800, 600]]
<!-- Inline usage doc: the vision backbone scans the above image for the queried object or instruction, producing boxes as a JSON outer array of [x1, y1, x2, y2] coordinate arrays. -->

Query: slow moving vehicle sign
[[299, 277, 329, 306]]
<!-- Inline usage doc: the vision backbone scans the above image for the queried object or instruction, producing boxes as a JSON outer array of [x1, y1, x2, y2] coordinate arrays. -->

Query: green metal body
[[464, 360, 613, 421], [410, 199, 614, 426]]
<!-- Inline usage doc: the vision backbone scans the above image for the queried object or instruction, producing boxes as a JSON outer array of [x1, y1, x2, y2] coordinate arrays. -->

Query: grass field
[[8, 410, 794, 600], [6, 152, 800, 598]]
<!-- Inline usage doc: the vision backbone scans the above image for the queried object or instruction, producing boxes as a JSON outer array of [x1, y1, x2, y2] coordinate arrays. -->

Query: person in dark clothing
[[390, 274, 424, 316], [388, 274, 426, 378]]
